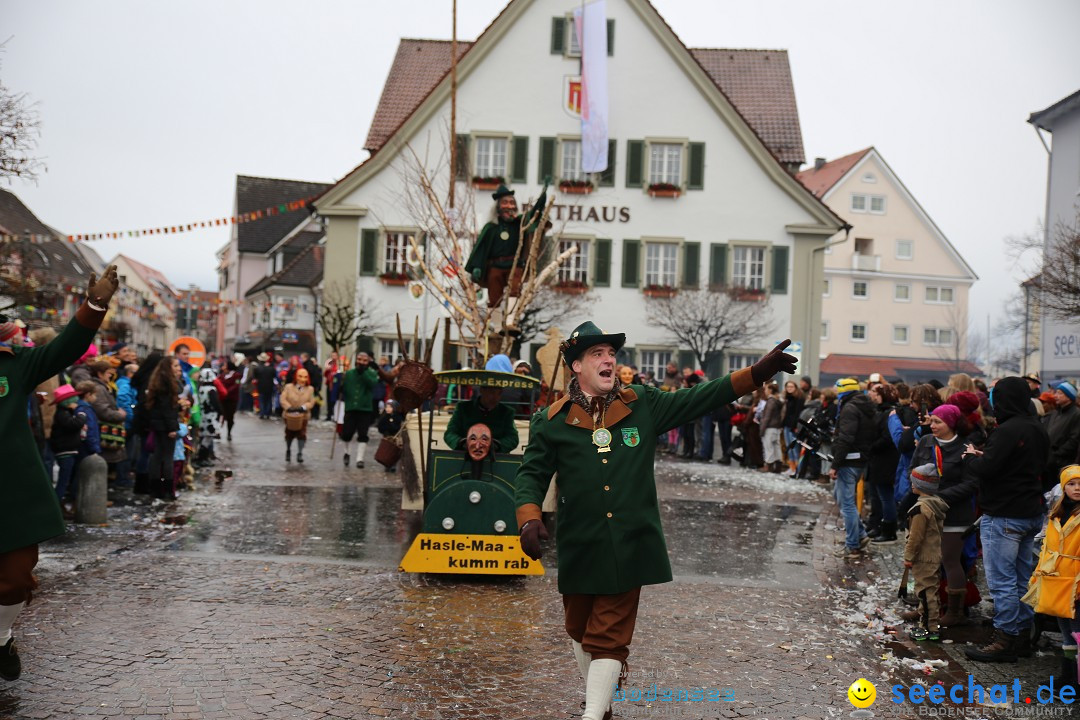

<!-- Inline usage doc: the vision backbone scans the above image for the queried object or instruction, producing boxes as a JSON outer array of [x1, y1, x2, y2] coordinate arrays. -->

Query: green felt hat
[[491, 184, 515, 201], [560, 321, 626, 367]]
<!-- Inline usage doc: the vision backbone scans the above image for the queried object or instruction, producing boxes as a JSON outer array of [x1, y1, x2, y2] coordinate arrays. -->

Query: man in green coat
[[0, 265, 119, 682], [515, 321, 796, 720], [339, 351, 397, 469]]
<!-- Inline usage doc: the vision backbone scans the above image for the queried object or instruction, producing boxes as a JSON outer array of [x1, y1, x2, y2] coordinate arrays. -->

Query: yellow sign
[[399, 533, 545, 575]]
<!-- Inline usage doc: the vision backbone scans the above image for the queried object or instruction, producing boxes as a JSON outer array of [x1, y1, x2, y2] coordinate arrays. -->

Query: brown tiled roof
[[364, 41, 806, 165], [364, 39, 472, 154], [688, 49, 804, 165], [236, 175, 332, 255], [246, 244, 324, 297], [795, 148, 872, 198], [116, 254, 179, 301]]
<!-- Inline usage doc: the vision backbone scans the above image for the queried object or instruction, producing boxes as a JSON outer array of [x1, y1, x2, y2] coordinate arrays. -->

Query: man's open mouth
[[599, 369, 612, 379]]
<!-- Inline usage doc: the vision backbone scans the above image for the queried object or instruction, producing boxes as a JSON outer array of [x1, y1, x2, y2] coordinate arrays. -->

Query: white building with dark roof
[[318, 0, 844, 378]]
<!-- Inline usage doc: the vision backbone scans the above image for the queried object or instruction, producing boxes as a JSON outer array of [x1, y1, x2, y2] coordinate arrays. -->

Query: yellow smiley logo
[[847, 678, 876, 708]]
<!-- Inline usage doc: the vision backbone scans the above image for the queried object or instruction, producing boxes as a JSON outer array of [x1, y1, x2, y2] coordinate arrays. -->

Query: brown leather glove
[[87, 264, 120, 307], [519, 519, 549, 561], [750, 339, 798, 385]]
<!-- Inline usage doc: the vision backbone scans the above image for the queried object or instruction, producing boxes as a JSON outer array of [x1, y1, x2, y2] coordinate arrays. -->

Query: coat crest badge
[[0, 376, 7, 398], [621, 427, 640, 447]]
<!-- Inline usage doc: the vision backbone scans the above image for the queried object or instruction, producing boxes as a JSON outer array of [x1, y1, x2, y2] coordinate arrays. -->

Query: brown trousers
[[914, 561, 942, 631], [0, 544, 40, 605], [484, 266, 522, 307], [563, 588, 642, 662]]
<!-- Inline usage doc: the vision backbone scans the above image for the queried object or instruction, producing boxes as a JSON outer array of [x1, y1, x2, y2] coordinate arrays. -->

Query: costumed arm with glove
[[515, 412, 553, 560]]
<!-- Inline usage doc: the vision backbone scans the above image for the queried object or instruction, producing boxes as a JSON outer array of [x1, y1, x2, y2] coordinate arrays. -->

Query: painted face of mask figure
[[296, 369, 310, 386], [466, 423, 493, 461]]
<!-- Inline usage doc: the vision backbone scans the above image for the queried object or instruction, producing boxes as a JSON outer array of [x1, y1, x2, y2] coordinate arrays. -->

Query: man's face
[[119, 347, 136, 363], [478, 386, 503, 409], [515, 364, 530, 376], [466, 423, 493, 461], [176, 346, 190, 363], [356, 353, 371, 368], [497, 195, 518, 221], [1055, 389, 1072, 407], [574, 344, 617, 396], [800, 379, 811, 392]]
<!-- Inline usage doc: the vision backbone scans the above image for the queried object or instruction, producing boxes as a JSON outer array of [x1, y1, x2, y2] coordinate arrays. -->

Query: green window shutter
[[539, 137, 556, 183], [454, 134, 471, 180], [551, 17, 566, 54], [621, 239, 640, 287], [688, 142, 705, 190], [510, 136, 529, 184], [625, 140, 644, 188], [598, 139, 616, 187], [709, 243, 728, 288], [593, 238, 612, 287], [771, 246, 789, 295], [607, 19, 615, 56], [360, 229, 378, 276], [682, 242, 700, 288], [678, 350, 696, 371]]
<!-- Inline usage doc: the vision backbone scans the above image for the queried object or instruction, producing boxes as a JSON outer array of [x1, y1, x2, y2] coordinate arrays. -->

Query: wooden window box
[[552, 282, 589, 295], [559, 181, 594, 195], [379, 275, 410, 286], [472, 177, 505, 191], [647, 183, 681, 198], [642, 286, 676, 298]]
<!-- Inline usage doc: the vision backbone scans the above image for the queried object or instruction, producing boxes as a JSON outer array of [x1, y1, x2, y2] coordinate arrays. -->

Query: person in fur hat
[[904, 462, 949, 641], [0, 265, 119, 682]]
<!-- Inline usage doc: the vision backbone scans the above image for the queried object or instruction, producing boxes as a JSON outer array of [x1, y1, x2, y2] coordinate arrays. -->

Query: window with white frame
[[823, 278, 831, 297], [732, 245, 766, 290], [893, 325, 909, 344], [925, 285, 955, 304], [821, 321, 830, 340], [384, 231, 413, 275], [851, 323, 867, 342], [644, 242, 678, 287], [851, 193, 886, 214], [378, 338, 412, 363], [727, 354, 758, 373], [896, 239, 914, 260], [648, 143, 682, 186], [853, 281, 868, 298], [638, 350, 673, 380], [560, 139, 584, 181], [894, 283, 911, 302], [475, 136, 508, 179], [557, 238, 590, 284], [923, 328, 954, 346]]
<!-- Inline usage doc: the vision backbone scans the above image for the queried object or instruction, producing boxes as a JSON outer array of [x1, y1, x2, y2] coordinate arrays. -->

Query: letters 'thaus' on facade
[[316, 0, 844, 380]]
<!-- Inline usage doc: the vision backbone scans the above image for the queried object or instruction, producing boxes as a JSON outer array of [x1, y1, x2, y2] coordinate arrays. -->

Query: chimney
[[814, 157, 827, 171]]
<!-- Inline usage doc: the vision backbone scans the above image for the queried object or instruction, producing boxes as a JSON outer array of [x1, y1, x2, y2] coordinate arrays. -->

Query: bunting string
[[0, 195, 320, 244]]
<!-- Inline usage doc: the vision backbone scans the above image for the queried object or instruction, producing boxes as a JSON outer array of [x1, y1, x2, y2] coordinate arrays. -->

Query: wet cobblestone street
[[1, 415, 1075, 719]]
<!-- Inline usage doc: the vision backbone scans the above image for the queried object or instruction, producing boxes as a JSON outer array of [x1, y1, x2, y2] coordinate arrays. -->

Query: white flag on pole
[[574, 0, 608, 173]]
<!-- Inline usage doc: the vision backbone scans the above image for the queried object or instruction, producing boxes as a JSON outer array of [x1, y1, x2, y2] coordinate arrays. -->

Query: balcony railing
[[851, 253, 881, 272]]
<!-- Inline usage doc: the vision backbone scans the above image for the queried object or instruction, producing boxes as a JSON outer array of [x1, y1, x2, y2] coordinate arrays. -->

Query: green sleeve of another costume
[[465, 224, 496, 275], [444, 403, 467, 450], [515, 412, 554, 509]]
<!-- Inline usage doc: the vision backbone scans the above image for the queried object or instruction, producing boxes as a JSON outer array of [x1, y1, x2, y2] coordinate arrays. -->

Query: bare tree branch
[[644, 288, 778, 369], [1029, 217, 1080, 323], [0, 44, 45, 183], [317, 279, 377, 354]]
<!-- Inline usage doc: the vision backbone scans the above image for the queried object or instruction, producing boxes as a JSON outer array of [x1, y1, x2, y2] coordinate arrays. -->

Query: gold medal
[[592, 427, 612, 453], [500, 230, 510, 241]]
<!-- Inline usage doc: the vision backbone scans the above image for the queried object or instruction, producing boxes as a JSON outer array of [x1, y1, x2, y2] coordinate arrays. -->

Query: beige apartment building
[[798, 148, 980, 384]]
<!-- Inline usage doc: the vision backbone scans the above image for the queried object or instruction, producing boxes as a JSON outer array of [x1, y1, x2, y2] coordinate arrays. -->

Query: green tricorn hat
[[560, 321, 626, 367], [491, 184, 515, 201]]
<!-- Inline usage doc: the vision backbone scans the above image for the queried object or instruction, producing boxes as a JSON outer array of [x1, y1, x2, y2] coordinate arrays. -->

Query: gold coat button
[[602, 459, 608, 464], [606, 512, 613, 518], [604, 485, 610, 491]]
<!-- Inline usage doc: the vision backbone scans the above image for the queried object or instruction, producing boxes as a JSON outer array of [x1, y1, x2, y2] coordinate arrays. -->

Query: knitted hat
[[0, 322, 19, 343], [52, 384, 80, 405], [1054, 381, 1078, 401], [931, 404, 962, 429], [910, 463, 940, 495], [1060, 465, 1080, 490], [835, 377, 860, 396], [950, 391, 980, 415], [109, 341, 128, 354]]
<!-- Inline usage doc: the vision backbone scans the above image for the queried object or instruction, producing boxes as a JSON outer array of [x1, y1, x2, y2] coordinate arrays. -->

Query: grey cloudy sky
[[5, 0, 1079, 333]]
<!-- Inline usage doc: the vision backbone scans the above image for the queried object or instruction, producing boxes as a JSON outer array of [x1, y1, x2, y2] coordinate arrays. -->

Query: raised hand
[[87, 264, 120, 307], [750, 339, 798, 385]]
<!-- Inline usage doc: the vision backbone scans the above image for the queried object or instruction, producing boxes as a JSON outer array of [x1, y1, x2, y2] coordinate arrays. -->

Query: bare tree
[[0, 47, 44, 183], [514, 285, 596, 348], [317, 279, 377, 354], [644, 288, 777, 369], [1006, 218, 1080, 323], [931, 301, 983, 374]]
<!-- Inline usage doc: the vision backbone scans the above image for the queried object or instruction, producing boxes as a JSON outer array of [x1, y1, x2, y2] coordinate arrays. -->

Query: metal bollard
[[75, 454, 108, 524]]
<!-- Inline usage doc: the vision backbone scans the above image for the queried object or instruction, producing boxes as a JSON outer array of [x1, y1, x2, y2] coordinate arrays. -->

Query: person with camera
[[0, 265, 119, 682], [829, 378, 878, 559], [514, 322, 796, 720]]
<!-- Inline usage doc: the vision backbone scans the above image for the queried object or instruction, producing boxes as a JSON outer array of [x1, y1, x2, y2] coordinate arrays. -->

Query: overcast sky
[[5, 0, 1079, 333]]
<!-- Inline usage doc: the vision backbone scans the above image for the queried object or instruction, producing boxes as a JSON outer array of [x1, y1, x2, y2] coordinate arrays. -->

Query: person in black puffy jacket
[[829, 378, 878, 558]]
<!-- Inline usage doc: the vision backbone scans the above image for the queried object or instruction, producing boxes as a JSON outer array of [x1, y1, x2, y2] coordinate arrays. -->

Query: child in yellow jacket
[[1024, 465, 1080, 695]]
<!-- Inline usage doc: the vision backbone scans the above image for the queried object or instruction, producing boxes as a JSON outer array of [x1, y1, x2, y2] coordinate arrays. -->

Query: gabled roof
[[246, 244, 325, 297], [1029, 89, 1080, 133], [235, 175, 331, 255], [0, 188, 60, 238], [796, 147, 978, 281], [363, 40, 806, 165], [795, 148, 872, 198], [114, 254, 179, 302]]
